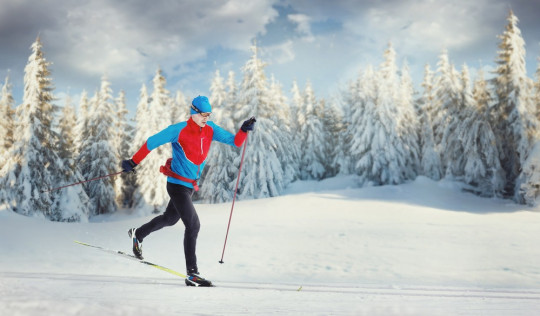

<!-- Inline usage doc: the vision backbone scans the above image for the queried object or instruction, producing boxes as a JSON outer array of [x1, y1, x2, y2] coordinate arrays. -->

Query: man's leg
[[135, 195, 181, 242], [165, 182, 200, 271]]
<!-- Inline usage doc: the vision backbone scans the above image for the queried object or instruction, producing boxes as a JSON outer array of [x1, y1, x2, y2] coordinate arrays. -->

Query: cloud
[[283, 1, 506, 48], [3, 0, 540, 109], [287, 14, 315, 42], [1, 0, 279, 91], [359, 1, 507, 53], [275, 0, 538, 91], [261, 40, 296, 64]]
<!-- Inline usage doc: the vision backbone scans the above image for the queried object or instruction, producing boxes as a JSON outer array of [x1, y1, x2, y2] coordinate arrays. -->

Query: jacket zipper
[[198, 127, 203, 178], [200, 127, 204, 155]]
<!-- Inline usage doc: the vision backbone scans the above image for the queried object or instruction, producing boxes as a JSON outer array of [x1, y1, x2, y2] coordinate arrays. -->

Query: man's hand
[[122, 159, 137, 173], [241, 116, 257, 132]]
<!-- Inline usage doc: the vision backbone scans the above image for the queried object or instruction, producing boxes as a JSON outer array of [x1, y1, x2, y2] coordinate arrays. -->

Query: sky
[[1, 0, 540, 115]]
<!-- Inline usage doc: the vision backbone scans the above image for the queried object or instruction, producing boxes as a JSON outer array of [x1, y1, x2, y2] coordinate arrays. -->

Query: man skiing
[[122, 95, 256, 287]]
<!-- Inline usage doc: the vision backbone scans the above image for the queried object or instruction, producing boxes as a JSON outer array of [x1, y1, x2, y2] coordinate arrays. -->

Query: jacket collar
[[187, 117, 199, 129], [187, 117, 207, 131]]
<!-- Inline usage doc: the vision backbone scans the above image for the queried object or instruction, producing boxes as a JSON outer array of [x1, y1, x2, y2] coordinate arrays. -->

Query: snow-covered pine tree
[[114, 91, 135, 207], [472, 69, 492, 120], [56, 95, 90, 221], [208, 69, 228, 134], [74, 91, 90, 157], [136, 69, 171, 212], [0, 76, 15, 198], [418, 64, 442, 180], [324, 98, 346, 177], [492, 11, 539, 201], [336, 71, 366, 176], [516, 140, 540, 205], [78, 76, 118, 216], [110, 91, 124, 158], [332, 89, 352, 175], [375, 44, 410, 184], [222, 70, 239, 128], [352, 46, 409, 185], [0, 76, 15, 159], [130, 84, 150, 208], [132, 84, 150, 153], [290, 80, 303, 140], [534, 60, 540, 119], [459, 66, 504, 196], [226, 71, 238, 110], [233, 43, 284, 199], [441, 63, 469, 180], [269, 75, 299, 185], [316, 98, 337, 178], [347, 67, 373, 181], [288, 80, 308, 177], [298, 81, 325, 180], [58, 95, 81, 174], [0, 38, 79, 220], [209, 70, 227, 109], [432, 50, 463, 177], [173, 90, 189, 122], [398, 62, 420, 179], [58, 96, 77, 163]]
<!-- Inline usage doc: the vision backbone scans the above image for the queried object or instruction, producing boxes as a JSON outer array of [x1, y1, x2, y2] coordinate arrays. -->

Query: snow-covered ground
[[1, 176, 540, 315]]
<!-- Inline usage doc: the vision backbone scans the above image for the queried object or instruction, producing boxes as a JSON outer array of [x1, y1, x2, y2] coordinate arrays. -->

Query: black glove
[[241, 116, 257, 132], [122, 159, 137, 173]]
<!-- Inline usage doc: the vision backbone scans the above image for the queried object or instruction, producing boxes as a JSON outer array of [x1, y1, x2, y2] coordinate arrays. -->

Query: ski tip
[[74, 240, 95, 248]]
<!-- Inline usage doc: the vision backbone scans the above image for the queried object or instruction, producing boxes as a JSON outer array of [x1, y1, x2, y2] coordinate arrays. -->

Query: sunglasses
[[191, 105, 211, 118]]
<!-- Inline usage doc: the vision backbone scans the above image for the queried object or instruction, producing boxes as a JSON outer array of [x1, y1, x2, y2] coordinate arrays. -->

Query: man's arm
[[122, 123, 183, 171]]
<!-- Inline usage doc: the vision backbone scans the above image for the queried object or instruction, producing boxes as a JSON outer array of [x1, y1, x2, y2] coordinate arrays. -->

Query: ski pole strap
[[159, 158, 199, 191]]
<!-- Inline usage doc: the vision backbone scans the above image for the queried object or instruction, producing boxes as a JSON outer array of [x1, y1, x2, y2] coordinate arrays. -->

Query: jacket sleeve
[[210, 122, 247, 147], [233, 129, 247, 147], [132, 142, 150, 164], [131, 123, 182, 164]]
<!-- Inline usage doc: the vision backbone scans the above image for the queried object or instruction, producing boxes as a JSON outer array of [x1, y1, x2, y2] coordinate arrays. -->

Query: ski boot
[[185, 268, 213, 287], [128, 228, 143, 260]]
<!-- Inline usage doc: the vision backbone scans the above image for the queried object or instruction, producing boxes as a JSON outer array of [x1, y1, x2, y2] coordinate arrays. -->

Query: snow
[[1, 176, 540, 315]]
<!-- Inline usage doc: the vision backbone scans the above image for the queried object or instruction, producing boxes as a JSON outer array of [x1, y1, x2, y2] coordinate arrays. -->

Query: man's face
[[192, 113, 210, 127]]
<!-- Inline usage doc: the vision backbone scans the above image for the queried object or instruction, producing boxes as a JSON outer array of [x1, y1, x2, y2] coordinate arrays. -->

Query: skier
[[122, 95, 256, 287]]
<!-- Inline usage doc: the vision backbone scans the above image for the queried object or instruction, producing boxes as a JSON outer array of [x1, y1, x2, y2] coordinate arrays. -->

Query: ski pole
[[219, 133, 249, 264], [41, 170, 125, 193]]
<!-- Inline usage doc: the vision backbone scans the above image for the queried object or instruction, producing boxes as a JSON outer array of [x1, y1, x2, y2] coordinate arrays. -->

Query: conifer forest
[[1, 11, 540, 222]]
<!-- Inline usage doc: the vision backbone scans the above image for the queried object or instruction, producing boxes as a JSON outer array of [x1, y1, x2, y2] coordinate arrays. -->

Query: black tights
[[136, 182, 200, 271]]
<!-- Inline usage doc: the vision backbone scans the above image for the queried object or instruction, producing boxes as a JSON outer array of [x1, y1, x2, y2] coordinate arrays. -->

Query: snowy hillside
[[1, 176, 540, 315]]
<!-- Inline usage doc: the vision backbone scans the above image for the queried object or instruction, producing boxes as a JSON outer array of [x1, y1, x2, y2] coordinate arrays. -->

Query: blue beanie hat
[[191, 95, 212, 115]]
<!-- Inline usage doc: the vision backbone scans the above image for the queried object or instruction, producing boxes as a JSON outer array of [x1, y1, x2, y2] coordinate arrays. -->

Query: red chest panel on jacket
[[178, 120, 214, 165]]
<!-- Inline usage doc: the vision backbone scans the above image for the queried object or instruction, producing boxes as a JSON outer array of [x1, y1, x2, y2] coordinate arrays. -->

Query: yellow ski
[[74, 240, 187, 279]]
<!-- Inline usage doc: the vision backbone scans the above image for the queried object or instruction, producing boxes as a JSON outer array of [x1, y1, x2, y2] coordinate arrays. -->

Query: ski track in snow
[[3, 271, 540, 300], [2, 271, 540, 316]]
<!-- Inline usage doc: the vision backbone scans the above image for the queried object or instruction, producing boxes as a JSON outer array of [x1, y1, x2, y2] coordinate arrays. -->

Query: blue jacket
[[132, 118, 246, 189]]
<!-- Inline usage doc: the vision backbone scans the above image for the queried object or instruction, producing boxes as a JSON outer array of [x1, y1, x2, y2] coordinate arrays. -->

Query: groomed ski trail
[[3, 271, 540, 300]]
